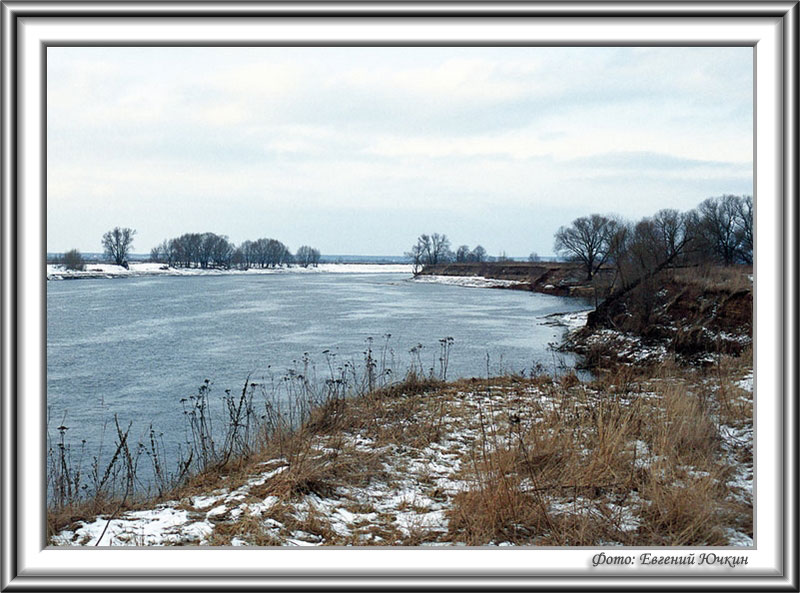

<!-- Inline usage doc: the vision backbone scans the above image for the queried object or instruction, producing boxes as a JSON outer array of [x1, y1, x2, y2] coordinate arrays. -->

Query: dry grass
[[671, 264, 752, 294], [441, 350, 752, 547], [49, 348, 752, 547]]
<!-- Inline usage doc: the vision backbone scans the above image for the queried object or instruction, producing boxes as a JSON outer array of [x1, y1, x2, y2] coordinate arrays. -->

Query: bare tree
[[405, 242, 425, 275], [735, 195, 753, 264], [553, 214, 619, 280], [149, 245, 163, 263], [296, 245, 321, 268], [429, 233, 453, 264], [198, 232, 217, 269], [455, 245, 471, 263], [407, 233, 453, 272], [469, 245, 487, 263], [694, 195, 745, 265], [102, 227, 136, 266], [651, 209, 688, 263], [240, 240, 255, 268], [231, 246, 246, 269], [210, 235, 233, 269], [528, 252, 540, 262]]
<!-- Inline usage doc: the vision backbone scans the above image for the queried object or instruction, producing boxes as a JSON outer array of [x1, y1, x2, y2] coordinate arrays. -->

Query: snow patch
[[412, 275, 523, 289], [736, 371, 753, 393]]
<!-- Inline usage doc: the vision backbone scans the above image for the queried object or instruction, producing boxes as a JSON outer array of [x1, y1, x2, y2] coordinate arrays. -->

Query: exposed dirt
[[574, 267, 753, 367], [418, 262, 615, 298]]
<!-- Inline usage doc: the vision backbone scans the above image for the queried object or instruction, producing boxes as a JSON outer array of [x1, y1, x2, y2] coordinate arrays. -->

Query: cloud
[[46, 46, 753, 255]]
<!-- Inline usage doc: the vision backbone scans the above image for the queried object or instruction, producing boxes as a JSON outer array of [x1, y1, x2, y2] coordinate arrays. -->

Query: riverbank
[[568, 265, 753, 368], [416, 262, 615, 298], [48, 265, 753, 547], [51, 354, 752, 547], [46, 262, 413, 280]]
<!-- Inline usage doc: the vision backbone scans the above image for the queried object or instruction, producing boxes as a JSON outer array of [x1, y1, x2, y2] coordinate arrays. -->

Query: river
[[46, 269, 589, 493]]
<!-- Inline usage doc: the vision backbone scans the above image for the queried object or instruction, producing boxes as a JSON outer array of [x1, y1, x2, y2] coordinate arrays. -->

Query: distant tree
[[183, 233, 201, 267], [262, 239, 291, 268], [694, 195, 747, 265], [496, 251, 513, 262], [456, 245, 471, 263], [735, 195, 753, 264], [231, 247, 246, 269], [169, 236, 189, 267], [62, 248, 85, 271], [553, 214, 619, 281], [280, 244, 295, 267], [528, 252, 540, 262], [430, 233, 454, 264], [405, 242, 425, 275], [102, 227, 136, 266], [149, 245, 163, 263], [198, 232, 217, 269], [210, 235, 233, 269], [407, 233, 452, 271], [296, 245, 321, 268], [240, 240, 255, 268], [469, 245, 487, 263]]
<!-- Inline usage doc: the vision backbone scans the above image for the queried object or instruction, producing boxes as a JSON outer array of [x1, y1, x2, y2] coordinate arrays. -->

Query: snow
[[411, 275, 523, 289], [206, 505, 228, 518], [542, 309, 593, 332], [724, 528, 753, 547], [46, 262, 413, 280], [52, 368, 753, 548], [192, 494, 225, 509], [50, 506, 214, 546], [736, 371, 753, 393]]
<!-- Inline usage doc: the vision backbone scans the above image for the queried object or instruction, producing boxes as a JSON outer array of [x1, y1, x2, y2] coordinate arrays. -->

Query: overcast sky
[[47, 47, 753, 257]]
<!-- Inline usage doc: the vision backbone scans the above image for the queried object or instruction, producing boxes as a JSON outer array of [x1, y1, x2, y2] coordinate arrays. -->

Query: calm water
[[47, 271, 589, 484]]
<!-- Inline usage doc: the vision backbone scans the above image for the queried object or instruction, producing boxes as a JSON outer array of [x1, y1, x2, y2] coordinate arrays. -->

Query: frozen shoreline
[[410, 274, 525, 289], [47, 262, 414, 280]]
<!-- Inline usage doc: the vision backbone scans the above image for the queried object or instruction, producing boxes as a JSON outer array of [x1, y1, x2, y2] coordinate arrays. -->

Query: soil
[[576, 267, 753, 366], [418, 262, 615, 298]]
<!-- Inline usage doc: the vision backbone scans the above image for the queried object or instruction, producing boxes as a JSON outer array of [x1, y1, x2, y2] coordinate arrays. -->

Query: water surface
[[47, 271, 589, 484]]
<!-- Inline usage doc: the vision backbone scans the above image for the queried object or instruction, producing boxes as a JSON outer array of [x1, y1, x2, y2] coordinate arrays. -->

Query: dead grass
[[442, 350, 752, 546], [671, 264, 752, 294], [50, 347, 752, 547]]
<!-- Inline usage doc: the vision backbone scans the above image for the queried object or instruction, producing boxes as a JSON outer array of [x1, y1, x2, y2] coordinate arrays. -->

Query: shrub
[[62, 249, 85, 271]]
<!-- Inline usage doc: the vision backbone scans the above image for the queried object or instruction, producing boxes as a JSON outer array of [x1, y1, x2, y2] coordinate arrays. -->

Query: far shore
[[46, 262, 414, 281], [416, 261, 615, 298]]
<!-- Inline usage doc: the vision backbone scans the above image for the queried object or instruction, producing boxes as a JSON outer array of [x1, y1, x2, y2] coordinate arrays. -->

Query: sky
[[47, 47, 753, 257]]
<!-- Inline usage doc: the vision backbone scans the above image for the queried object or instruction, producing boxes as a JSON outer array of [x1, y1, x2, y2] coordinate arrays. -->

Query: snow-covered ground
[[52, 368, 753, 547], [411, 274, 524, 289], [47, 262, 414, 280]]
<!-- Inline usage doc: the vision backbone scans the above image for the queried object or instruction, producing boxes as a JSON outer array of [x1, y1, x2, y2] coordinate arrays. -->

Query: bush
[[62, 249, 85, 271]]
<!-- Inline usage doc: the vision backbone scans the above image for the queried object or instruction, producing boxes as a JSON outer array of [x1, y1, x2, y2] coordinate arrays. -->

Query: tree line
[[554, 194, 752, 287], [55, 227, 321, 271], [150, 232, 321, 269], [405, 233, 493, 275], [407, 194, 752, 284]]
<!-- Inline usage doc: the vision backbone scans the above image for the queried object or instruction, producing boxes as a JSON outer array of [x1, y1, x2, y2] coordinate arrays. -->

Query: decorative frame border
[[1, 2, 797, 591]]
